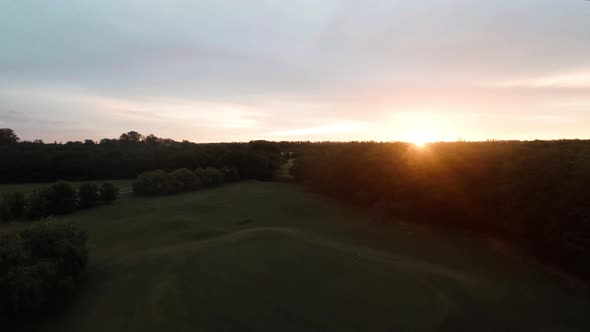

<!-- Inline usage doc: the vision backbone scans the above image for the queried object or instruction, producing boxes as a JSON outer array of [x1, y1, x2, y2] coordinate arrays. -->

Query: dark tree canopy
[[0, 128, 19, 145], [119, 131, 143, 143], [292, 140, 590, 279], [0, 223, 88, 317], [0, 130, 282, 183]]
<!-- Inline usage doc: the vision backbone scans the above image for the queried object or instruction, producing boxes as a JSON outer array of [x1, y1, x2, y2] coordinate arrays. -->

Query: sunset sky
[[1, 0, 589, 142]]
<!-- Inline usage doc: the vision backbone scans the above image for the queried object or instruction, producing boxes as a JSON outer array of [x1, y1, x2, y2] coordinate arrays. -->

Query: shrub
[[171, 168, 200, 191], [196, 167, 224, 187], [98, 183, 119, 203], [0, 196, 11, 222], [193, 168, 205, 182], [221, 167, 240, 182], [44, 181, 78, 215], [0, 222, 88, 317], [205, 167, 225, 186], [24, 190, 49, 221], [3, 192, 25, 220], [133, 170, 181, 195], [78, 183, 99, 209]]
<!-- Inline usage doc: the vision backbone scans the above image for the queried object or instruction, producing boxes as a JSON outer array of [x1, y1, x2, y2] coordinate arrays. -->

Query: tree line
[[0, 129, 282, 183], [291, 140, 590, 278], [132, 167, 237, 196], [0, 182, 119, 223]]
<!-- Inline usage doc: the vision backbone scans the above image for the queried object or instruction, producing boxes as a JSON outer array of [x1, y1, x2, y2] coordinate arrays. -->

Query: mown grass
[[3, 181, 589, 331]]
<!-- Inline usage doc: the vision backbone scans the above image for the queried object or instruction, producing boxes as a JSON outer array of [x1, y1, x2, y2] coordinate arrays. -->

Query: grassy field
[[0, 180, 133, 195], [4, 181, 589, 331]]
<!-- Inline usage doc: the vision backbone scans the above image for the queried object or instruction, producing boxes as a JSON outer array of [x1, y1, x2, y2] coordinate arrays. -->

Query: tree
[[0, 223, 88, 316], [222, 167, 240, 182], [0, 196, 11, 222], [24, 190, 49, 220], [133, 170, 181, 195], [196, 167, 224, 187], [119, 131, 143, 143], [98, 183, 119, 202], [4, 192, 25, 219], [99, 138, 118, 145], [144, 134, 161, 145], [0, 128, 19, 145], [78, 183, 99, 208], [45, 181, 78, 215], [171, 168, 200, 191]]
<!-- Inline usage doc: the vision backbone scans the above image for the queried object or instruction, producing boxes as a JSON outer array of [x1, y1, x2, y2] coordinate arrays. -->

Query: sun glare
[[406, 130, 436, 147]]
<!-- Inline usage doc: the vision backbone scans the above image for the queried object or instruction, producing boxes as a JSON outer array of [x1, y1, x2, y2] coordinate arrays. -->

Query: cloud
[[0, 110, 29, 123], [263, 122, 367, 138], [489, 70, 590, 89], [1, 1, 590, 141]]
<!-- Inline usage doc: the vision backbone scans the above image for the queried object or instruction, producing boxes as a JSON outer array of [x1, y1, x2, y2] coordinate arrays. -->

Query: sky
[[0, 0, 589, 143]]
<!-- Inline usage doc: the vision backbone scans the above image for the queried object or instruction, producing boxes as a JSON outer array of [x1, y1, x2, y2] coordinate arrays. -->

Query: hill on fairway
[[27, 181, 590, 332]]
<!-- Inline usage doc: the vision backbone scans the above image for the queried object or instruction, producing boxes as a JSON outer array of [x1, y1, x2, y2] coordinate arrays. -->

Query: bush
[[0, 196, 11, 222], [24, 190, 49, 221], [78, 183, 99, 209], [98, 183, 119, 203], [44, 182, 78, 215], [134, 167, 228, 196], [221, 167, 240, 182], [0, 222, 88, 317], [196, 167, 224, 187], [133, 170, 182, 195], [3, 192, 25, 220], [205, 167, 225, 186], [171, 168, 200, 191]]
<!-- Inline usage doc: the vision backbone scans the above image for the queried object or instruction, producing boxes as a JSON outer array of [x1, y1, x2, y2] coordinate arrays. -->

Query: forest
[[0, 129, 282, 183], [291, 140, 590, 278]]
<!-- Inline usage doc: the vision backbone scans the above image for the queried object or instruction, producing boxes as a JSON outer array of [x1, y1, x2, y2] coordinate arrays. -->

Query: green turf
[[0, 180, 133, 195], [5, 181, 589, 331]]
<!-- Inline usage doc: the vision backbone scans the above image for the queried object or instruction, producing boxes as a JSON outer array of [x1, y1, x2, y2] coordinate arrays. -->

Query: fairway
[[17, 181, 590, 331]]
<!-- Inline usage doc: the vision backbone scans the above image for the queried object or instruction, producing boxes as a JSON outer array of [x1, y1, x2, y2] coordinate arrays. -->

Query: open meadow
[[2, 181, 586, 332]]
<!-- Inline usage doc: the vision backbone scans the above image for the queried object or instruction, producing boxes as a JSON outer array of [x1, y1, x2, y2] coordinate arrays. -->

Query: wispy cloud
[[263, 122, 367, 137], [1, 87, 267, 130], [490, 70, 590, 89]]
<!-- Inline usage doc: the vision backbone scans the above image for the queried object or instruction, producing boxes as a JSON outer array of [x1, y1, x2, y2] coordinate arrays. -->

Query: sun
[[406, 130, 436, 147]]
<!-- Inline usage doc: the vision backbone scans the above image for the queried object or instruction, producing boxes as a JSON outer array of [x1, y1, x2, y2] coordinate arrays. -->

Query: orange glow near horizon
[[403, 129, 440, 147]]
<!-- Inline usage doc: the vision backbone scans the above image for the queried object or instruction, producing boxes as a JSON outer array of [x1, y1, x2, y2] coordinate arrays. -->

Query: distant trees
[[0, 128, 19, 145], [144, 134, 161, 145], [133, 167, 229, 196], [119, 131, 143, 143], [0, 222, 87, 317], [0, 182, 120, 223], [133, 170, 178, 195], [0, 130, 282, 183], [292, 141, 590, 279]]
